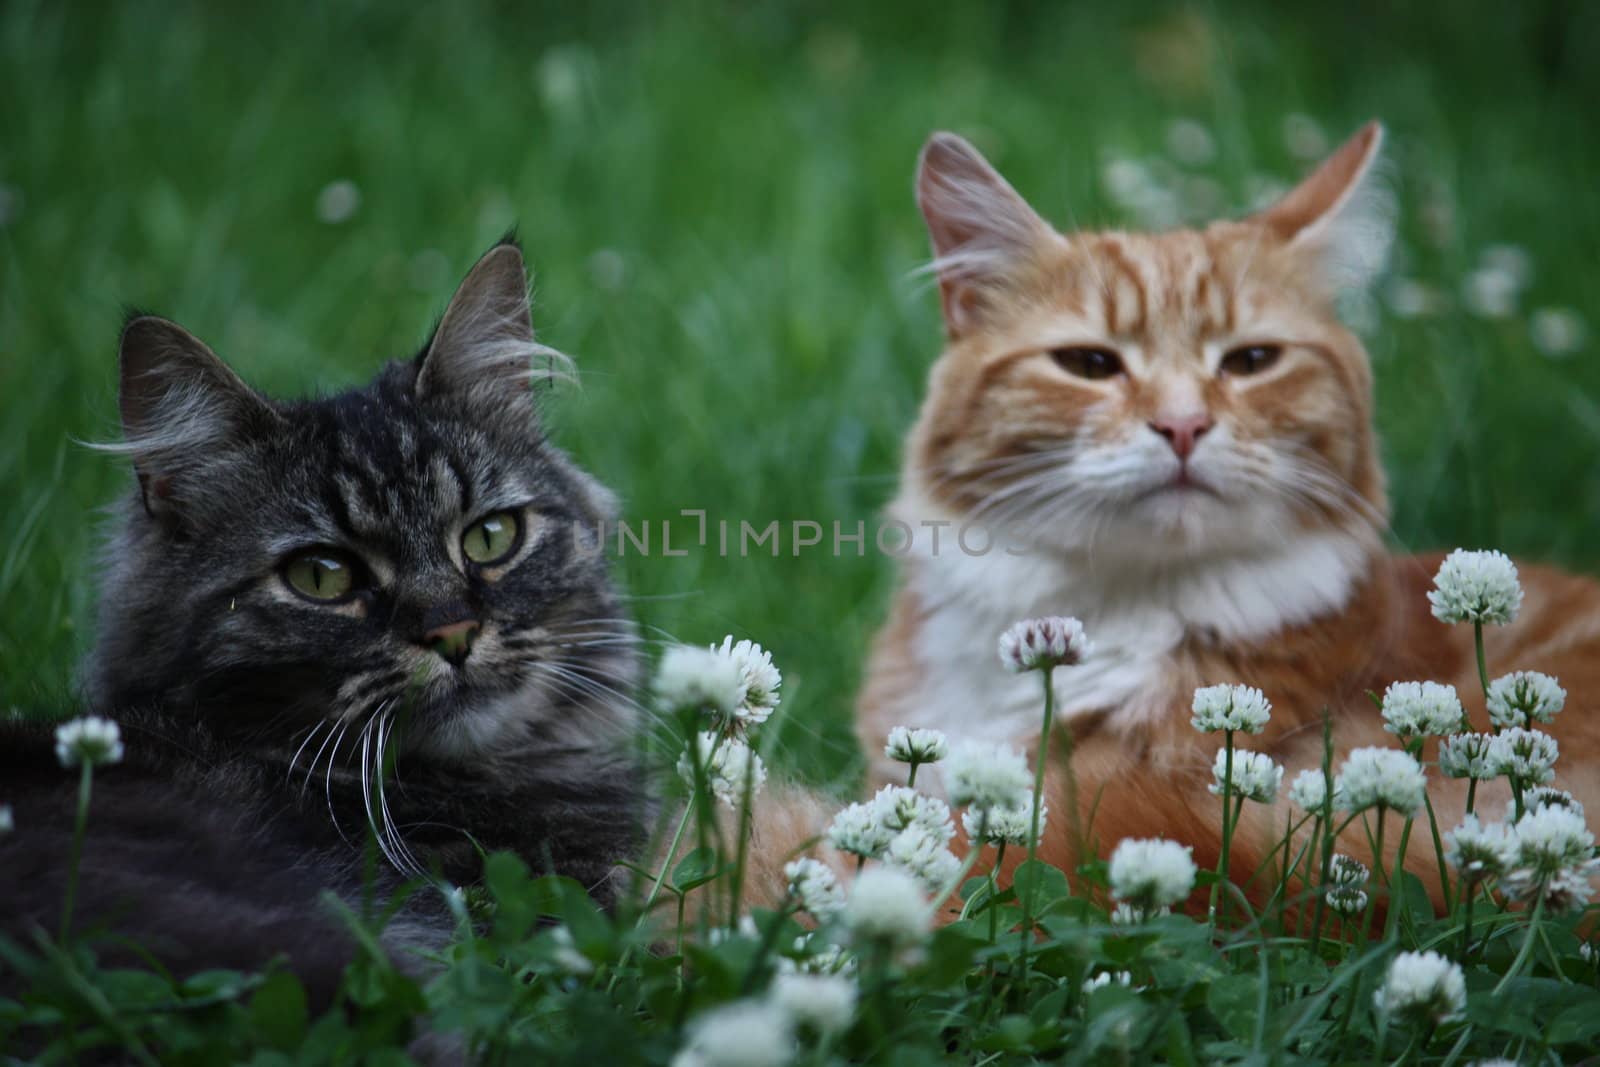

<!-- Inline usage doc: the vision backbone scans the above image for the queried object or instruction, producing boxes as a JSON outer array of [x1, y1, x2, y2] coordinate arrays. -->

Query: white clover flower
[[672, 998, 795, 1067], [1530, 306, 1588, 358], [784, 859, 845, 920], [826, 802, 894, 860], [883, 826, 961, 895], [1529, 865, 1597, 913], [1525, 786, 1584, 818], [997, 616, 1090, 673], [1374, 951, 1466, 1025], [1082, 970, 1133, 993], [1507, 804, 1594, 876], [1109, 902, 1170, 925], [1208, 748, 1282, 804], [1427, 549, 1523, 626], [677, 732, 767, 808], [1380, 681, 1464, 739], [0, 804, 11, 834], [713, 635, 782, 727], [1325, 854, 1371, 914], [1582, 941, 1596, 965], [1108, 838, 1197, 910], [870, 785, 955, 843], [54, 716, 124, 768], [1438, 733, 1500, 780], [962, 797, 1042, 847], [1445, 815, 1513, 883], [1490, 727, 1559, 789], [1325, 885, 1368, 916], [844, 865, 929, 948], [884, 726, 949, 766], [656, 646, 743, 721], [1485, 671, 1565, 730], [769, 972, 856, 1037], [943, 740, 1032, 812], [1335, 747, 1427, 815], [778, 937, 855, 977], [544, 926, 594, 977], [1190, 684, 1272, 734], [1286, 769, 1330, 813]]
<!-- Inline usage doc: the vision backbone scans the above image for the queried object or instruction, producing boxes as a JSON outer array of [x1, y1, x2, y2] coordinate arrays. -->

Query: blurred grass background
[[2, 0, 1597, 792]]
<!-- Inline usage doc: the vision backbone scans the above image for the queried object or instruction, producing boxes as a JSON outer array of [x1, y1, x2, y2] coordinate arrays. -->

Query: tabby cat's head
[[90, 240, 636, 765], [906, 122, 1394, 566]]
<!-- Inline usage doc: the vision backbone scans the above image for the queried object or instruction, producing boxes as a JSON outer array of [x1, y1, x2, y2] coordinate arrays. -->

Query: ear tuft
[[1254, 120, 1395, 291], [416, 243, 573, 410], [916, 132, 1056, 338]]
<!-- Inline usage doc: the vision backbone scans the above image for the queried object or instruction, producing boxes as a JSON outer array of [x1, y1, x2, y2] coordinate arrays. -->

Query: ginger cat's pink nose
[[1149, 415, 1213, 460]]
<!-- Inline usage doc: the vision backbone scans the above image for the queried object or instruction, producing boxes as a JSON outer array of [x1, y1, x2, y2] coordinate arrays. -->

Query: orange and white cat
[[857, 121, 1600, 903]]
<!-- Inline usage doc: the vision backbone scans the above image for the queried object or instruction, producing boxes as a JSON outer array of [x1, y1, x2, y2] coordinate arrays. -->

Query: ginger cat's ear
[[1253, 120, 1395, 292], [916, 132, 1057, 339]]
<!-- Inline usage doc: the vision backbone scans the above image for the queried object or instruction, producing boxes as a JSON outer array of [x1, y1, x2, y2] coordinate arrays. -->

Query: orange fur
[[858, 122, 1600, 915]]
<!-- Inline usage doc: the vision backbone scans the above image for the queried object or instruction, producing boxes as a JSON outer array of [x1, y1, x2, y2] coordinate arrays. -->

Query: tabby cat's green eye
[[283, 551, 356, 602], [462, 511, 521, 565]]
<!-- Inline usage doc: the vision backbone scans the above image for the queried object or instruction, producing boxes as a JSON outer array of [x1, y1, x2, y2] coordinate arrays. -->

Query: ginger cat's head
[[906, 123, 1395, 567]]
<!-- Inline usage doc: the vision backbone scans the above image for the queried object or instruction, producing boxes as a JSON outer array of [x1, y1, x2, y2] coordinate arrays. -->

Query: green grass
[[3, 0, 1599, 799]]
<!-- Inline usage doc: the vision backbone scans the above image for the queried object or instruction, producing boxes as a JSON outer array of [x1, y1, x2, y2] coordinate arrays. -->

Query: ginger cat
[[857, 121, 1600, 906]]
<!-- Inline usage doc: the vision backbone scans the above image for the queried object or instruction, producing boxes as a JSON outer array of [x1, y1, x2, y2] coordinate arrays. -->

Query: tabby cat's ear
[[117, 316, 277, 520], [916, 132, 1058, 339], [1253, 120, 1394, 292], [417, 241, 558, 413]]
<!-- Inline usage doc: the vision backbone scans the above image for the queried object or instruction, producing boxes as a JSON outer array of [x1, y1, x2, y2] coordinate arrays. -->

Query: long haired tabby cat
[[0, 240, 646, 1004], [858, 122, 1600, 906]]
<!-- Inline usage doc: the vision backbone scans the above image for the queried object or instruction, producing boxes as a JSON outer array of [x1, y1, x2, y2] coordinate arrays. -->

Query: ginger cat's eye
[[1050, 346, 1124, 380], [462, 510, 521, 565], [1220, 344, 1283, 377], [283, 550, 358, 603]]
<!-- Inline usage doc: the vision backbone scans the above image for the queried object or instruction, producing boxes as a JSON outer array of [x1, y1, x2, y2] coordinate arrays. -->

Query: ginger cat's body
[[857, 123, 1600, 905]]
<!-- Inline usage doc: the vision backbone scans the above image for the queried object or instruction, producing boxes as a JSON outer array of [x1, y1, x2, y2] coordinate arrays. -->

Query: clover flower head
[[844, 865, 929, 947], [656, 647, 744, 721], [884, 726, 949, 766], [1108, 838, 1198, 910], [778, 936, 855, 977], [1286, 769, 1330, 813], [1208, 747, 1282, 804], [826, 801, 894, 860], [1380, 681, 1464, 739], [1325, 854, 1371, 914], [677, 732, 767, 808], [1528, 865, 1598, 913], [544, 926, 595, 977], [1374, 950, 1466, 1025], [769, 972, 857, 1037], [1486, 671, 1565, 730], [1329, 853, 1370, 887], [1445, 814, 1513, 882], [713, 634, 783, 727], [997, 616, 1090, 673], [784, 858, 845, 920], [1491, 727, 1559, 789], [1428, 548, 1523, 626], [943, 740, 1032, 812], [1438, 733, 1499, 780], [870, 785, 955, 843], [882, 825, 961, 894], [1335, 747, 1427, 815], [1110, 902, 1170, 925], [962, 797, 1042, 847], [1190, 684, 1272, 734], [672, 998, 795, 1067], [55, 716, 124, 768], [1082, 970, 1133, 993], [1508, 803, 1594, 875], [1525, 786, 1584, 818], [1325, 885, 1369, 916]]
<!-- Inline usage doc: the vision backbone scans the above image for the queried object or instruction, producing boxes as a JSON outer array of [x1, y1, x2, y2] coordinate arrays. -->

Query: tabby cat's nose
[[424, 619, 481, 667]]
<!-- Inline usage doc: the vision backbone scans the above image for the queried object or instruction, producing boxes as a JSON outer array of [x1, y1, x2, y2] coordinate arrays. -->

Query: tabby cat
[[0, 240, 646, 1005], [858, 122, 1600, 904]]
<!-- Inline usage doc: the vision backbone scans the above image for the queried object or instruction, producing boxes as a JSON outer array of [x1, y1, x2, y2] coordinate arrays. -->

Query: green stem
[[907, 761, 919, 788], [1473, 621, 1491, 710], [1359, 808, 1387, 945], [59, 762, 93, 943], [1460, 882, 1476, 959], [1492, 892, 1547, 994], [1383, 815, 1415, 942], [1211, 730, 1237, 926], [987, 841, 1007, 944], [1422, 792, 1452, 913], [1019, 667, 1060, 983], [1465, 777, 1478, 818]]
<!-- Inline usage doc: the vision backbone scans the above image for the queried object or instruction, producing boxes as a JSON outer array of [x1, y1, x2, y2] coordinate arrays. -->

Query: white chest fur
[[889, 491, 1373, 754]]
